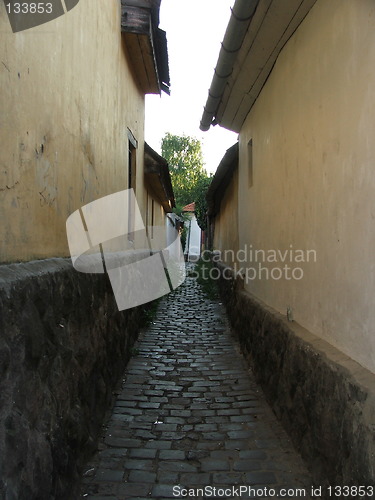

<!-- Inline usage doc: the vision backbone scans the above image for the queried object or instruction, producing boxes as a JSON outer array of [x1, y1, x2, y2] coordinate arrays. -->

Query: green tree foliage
[[192, 175, 212, 231], [161, 133, 212, 230]]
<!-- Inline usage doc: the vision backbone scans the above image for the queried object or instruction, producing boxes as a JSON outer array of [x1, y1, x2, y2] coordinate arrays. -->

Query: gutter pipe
[[200, 0, 259, 132]]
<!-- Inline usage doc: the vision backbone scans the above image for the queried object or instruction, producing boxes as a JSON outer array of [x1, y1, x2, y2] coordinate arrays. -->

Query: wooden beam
[[121, 5, 151, 35]]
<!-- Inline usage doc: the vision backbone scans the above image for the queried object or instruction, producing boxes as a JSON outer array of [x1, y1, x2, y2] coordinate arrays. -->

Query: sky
[[145, 0, 238, 174]]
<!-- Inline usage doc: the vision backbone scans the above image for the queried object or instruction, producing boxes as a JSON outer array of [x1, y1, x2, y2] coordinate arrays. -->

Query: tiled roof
[[182, 202, 195, 212]]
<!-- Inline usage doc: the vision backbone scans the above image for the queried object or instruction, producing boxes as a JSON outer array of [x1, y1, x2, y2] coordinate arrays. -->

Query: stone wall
[[0, 259, 144, 500], [215, 261, 375, 493]]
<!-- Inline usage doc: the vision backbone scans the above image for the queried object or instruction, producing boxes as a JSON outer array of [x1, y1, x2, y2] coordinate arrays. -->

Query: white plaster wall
[[238, 0, 375, 373], [185, 215, 201, 260], [166, 213, 177, 247]]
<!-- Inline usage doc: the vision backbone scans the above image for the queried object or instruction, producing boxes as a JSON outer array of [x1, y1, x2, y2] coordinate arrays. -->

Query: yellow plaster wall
[[213, 168, 239, 267], [0, 0, 146, 262], [238, 0, 375, 373]]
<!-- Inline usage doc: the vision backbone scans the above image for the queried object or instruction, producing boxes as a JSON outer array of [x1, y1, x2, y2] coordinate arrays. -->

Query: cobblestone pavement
[[80, 266, 313, 499]]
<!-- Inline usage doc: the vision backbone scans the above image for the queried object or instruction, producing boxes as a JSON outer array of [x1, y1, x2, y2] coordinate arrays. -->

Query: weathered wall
[[0, 258, 144, 500], [146, 193, 166, 232], [216, 262, 375, 494], [0, 0, 146, 263], [212, 168, 239, 266], [238, 0, 375, 373], [0, 3, 169, 499]]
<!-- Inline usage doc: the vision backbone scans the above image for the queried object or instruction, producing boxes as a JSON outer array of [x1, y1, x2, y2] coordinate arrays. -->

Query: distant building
[[144, 142, 176, 241], [206, 143, 239, 263], [182, 202, 201, 262]]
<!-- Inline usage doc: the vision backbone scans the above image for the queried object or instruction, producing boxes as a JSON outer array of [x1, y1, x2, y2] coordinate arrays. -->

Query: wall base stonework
[[215, 261, 375, 493], [0, 259, 144, 500]]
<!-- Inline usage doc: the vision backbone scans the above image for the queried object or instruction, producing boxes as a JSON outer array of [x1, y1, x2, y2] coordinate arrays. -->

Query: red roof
[[182, 202, 195, 212]]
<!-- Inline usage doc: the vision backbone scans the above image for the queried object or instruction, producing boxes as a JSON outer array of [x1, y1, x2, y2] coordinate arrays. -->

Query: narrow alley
[[80, 266, 313, 500], [2, 1, 375, 499]]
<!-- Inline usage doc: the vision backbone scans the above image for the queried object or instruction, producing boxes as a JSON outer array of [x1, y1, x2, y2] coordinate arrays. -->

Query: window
[[151, 198, 155, 239], [248, 139, 253, 188], [127, 129, 137, 192], [145, 192, 155, 240], [127, 129, 138, 240]]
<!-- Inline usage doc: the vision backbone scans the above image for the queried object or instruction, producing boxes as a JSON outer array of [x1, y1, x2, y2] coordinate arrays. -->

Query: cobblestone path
[[80, 267, 313, 499]]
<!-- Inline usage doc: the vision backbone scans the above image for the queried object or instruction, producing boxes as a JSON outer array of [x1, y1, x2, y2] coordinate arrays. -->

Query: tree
[[191, 175, 212, 231], [161, 133, 211, 229]]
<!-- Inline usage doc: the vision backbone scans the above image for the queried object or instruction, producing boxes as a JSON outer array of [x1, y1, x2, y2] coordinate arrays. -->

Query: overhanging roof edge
[[200, 0, 260, 132]]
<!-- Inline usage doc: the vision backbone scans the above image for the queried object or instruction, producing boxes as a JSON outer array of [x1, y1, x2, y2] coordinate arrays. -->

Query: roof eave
[[200, 0, 318, 133], [121, 1, 170, 95], [200, 0, 259, 132], [144, 143, 175, 212]]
